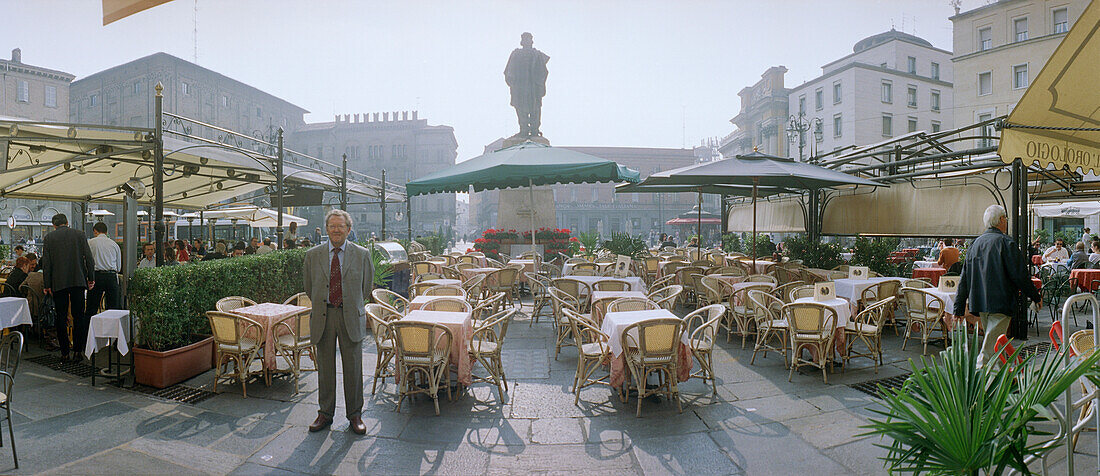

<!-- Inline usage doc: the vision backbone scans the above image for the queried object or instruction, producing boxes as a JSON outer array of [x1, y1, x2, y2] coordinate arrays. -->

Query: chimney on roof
[[11, 48, 21, 63], [402, 111, 408, 121], [343, 114, 350, 123], [412, 111, 418, 120], [383, 112, 389, 121], [334, 114, 340, 123], [373, 112, 379, 122], [354, 113, 360, 123]]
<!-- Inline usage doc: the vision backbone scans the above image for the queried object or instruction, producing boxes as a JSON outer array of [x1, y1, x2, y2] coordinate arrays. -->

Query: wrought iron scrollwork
[[161, 116, 193, 136]]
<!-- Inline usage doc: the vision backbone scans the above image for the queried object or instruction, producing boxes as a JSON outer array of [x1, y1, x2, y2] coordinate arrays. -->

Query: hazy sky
[[4, 0, 973, 162]]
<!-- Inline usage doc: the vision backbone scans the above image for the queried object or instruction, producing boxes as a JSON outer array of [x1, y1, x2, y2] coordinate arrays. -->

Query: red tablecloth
[[912, 267, 947, 285], [1032, 255, 1044, 266], [1071, 269, 1100, 292], [1032, 276, 1042, 291]]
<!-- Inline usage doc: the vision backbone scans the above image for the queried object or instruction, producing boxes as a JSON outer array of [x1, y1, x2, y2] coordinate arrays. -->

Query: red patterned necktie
[[329, 247, 343, 306]]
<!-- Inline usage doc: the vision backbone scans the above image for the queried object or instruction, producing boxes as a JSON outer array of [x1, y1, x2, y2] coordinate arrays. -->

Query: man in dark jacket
[[954, 205, 1042, 367], [41, 213, 95, 361]]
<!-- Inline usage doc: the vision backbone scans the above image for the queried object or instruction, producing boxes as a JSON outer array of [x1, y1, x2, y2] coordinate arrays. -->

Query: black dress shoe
[[308, 415, 332, 432], [349, 416, 367, 435]]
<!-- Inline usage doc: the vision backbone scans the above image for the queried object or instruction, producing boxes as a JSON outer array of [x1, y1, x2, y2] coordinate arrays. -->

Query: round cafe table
[[1071, 269, 1100, 292], [912, 267, 947, 286]]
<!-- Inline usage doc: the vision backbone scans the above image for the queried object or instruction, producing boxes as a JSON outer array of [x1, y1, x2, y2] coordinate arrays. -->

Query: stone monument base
[[503, 134, 550, 148]]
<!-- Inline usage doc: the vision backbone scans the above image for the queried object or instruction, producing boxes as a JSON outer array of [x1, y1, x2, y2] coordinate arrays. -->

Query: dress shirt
[[328, 240, 344, 270], [137, 257, 157, 268], [256, 245, 274, 255], [88, 234, 122, 272], [1043, 246, 1070, 262]]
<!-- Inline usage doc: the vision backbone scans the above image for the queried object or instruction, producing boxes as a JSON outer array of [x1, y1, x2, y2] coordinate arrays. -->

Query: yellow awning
[[102, 0, 173, 25], [999, 0, 1100, 173]]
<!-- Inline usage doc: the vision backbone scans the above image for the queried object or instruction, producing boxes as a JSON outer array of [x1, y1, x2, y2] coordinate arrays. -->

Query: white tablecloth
[[567, 275, 646, 292], [601, 309, 687, 357], [792, 297, 853, 328], [84, 310, 131, 359], [913, 260, 939, 269], [924, 289, 957, 314], [835, 277, 903, 302], [422, 278, 463, 287], [0, 297, 32, 329]]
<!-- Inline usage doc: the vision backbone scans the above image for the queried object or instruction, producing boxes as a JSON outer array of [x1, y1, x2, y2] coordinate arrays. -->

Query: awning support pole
[[752, 177, 758, 269], [697, 191, 702, 252], [276, 128, 284, 249], [407, 195, 412, 243], [340, 154, 348, 210], [153, 83, 165, 267], [380, 169, 387, 240], [530, 178, 537, 255]]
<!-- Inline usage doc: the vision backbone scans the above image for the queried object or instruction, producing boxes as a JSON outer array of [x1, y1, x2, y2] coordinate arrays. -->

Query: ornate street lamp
[[786, 112, 822, 163]]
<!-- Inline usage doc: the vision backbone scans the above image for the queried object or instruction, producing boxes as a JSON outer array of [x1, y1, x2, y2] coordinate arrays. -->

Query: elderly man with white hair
[[953, 204, 1043, 367]]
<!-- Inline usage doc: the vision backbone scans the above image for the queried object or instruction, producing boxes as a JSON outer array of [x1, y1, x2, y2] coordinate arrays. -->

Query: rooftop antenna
[[192, 0, 198, 63]]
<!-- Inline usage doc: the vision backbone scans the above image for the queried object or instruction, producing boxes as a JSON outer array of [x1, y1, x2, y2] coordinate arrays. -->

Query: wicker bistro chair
[[622, 317, 685, 417], [773, 266, 799, 285], [684, 304, 727, 395], [549, 287, 585, 359], [799, 269, 826, 284], [727, 283, 774, 347], [455, 262, 477, 272], [215, 296, 257, 312], [605, 297, 659, 313], [748, 289, 788, 367], [422, 285, 467, 298], [594, 279, 631, 292], [744, 274, 778, 285], [788, 285, 816, 301], [571, 262, 599, 274], [859, 280, 902, 335], [414, 273, 445, 283], [421, 297, 473, 313], [207, 311, 266, 397], [391, 321, 453, 415], [458, 255, 481, 265], [562, 308, 612, 405], [442, 266, 465, 281], [650, 274, 676, 293], [282, 292, 310, 307], [524, 272, 553, 325], [648, 285, 684, 311], [462, 274, 487, 302], [0, 331, 22, 468], [272, 306, 313, 394], [408, 282, 437, 299], [411, 261, 439, 277], [553, 278, 593, 312], [827, 270, 849, 280], [676, 266, 707, 305], [470, 308, 517, 403], [699, 275, 734, 307], [472, 292, 506, 328], [486, 267, 520, 308], [772, 281, 806, 303], [643, 256, 661, 285], [365, 304, 398, 395], [903, 278, 934, 289], [900, 287, 948, 355], [783, 302, 838, 384], [844, 297, 895, 373], [540, 262, 563, 279], [372, 288, 409, 316]]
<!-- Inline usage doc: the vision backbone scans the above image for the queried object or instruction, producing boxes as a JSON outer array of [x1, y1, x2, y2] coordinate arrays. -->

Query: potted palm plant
[[862, 329, 1100, 474]]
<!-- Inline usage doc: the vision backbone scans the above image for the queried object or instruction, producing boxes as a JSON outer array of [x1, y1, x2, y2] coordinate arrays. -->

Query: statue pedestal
[[503, 135, 550, 148]]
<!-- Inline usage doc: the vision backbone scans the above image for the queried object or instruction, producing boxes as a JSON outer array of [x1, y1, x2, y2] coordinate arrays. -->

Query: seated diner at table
[[1041, 239, 1069, 262], [1071, 241, 1090, 269], [1090, 241, 1100, 266], [935, 238, 960, 270]]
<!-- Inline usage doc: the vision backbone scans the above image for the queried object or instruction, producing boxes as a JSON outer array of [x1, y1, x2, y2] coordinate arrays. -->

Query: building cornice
[[0, 61, 75, 82], [789, 62, 953, 95], [951, 32, 1069, 62], [949, 0, 1026, 21], [821, 37, 953, 71]]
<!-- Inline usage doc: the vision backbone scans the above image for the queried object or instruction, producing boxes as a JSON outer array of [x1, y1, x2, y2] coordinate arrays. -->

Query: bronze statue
[[504, 32, 550, 138]]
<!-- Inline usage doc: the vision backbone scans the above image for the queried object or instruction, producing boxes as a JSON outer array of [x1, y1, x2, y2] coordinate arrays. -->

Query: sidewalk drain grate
[[1019, 341, 1053, 360], [131, 384, 217, 405], [849, 372, 912, 398], [26, 354, 96, 378]]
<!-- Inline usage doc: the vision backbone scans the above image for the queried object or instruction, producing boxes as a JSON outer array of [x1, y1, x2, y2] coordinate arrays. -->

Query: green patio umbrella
[[407, 141, 641, 251]]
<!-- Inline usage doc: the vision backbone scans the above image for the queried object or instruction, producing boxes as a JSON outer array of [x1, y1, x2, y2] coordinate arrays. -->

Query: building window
[[181, 81, 189, 95], [221, 96, 228, 107], [1014, 17, 1029, 42], [798, 95, 806, 114], [89, 93, 98, 107], [931, 90, 941, 111], [907, 56, 917, 74], [256, 107, 262, 118], [16, 80, 28, 102], [882, 114, 893, 136], [814, 88, 823, 110], [908, 117, 918, 133], [1054, 8, 1069, 33], [979, 27, 992, 51], [931, 121, 941, 133], [133, 81, 141, 96], [931, 62, 940, 80], [907, 86, 917, 107], [591, 188, 599, 202], [881, 81, 892, 103], [44, 85, 56, 107], [978, 72, 992, 96], [833, 113, 842, 138], [1013, 64, 1029, 89], [978, 113, 994, 147], [832, 81, 842, 104]]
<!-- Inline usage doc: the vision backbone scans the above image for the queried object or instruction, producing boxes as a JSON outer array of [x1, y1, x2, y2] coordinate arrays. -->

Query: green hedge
[[129, 249, 306, 351]]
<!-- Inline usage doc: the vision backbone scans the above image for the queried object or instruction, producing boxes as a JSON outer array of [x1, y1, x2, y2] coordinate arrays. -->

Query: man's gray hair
[[983, 204, 1007, 229], [325, 209, 353, 228]]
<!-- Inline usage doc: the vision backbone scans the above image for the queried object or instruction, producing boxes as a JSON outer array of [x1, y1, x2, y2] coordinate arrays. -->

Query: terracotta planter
[[133, 336, 214, 389]]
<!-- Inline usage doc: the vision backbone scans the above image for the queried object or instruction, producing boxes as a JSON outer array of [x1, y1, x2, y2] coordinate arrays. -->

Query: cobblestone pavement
[[3, 298, 1095, 475]]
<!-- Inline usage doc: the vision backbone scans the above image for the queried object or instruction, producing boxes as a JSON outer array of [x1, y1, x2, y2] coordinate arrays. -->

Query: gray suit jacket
[[303, 241, 373, 342]]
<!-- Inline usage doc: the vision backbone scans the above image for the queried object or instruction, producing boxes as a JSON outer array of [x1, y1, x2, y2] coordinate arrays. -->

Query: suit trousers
[[317, 307, 364, 419], [977, 312, 1012, 368], [85, 271, 120, 317], [52, 287, 87, 357]]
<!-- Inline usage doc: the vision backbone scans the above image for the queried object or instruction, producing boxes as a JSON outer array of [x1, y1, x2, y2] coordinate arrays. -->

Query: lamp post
[[786, 113, 826, 243]]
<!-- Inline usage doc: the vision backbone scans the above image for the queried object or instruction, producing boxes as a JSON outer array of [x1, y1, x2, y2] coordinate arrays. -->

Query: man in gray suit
[[41, 213, 95, 362], [303, 209, 373, 434]]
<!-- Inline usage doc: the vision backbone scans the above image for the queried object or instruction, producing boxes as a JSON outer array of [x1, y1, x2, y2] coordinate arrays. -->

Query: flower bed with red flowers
[[473, 227, 575, 261]]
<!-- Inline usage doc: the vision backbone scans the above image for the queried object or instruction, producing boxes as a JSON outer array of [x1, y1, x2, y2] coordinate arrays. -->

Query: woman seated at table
[[1071, 241, 1091, 269], [1089, 241, 1100, 267], [4, 255, 35, 296], [1042, 239, 1070, 262], [936, 238, 960, 269]]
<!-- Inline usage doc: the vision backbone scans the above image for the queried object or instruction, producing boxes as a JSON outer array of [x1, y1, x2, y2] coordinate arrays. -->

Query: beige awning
[[999, 0, 1100, 173], [727, 196, 805, 233], [102, 0, 173, 25]]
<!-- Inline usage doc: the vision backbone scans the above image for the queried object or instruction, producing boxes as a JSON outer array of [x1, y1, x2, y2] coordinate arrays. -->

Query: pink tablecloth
[[461, 267, 500, 286], [601, 309, 692, 387], [230, 303, 310, 371], [401, 310, 474, 386], [507, 259, 536, 283], [408, 295, 461, 311], [590, 291, 648, 325]]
